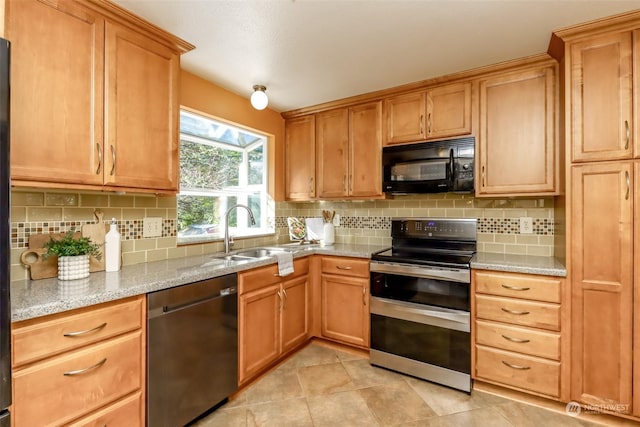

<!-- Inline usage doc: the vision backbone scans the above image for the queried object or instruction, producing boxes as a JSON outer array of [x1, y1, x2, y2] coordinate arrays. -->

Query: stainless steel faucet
[[224, 204, 256, 253]]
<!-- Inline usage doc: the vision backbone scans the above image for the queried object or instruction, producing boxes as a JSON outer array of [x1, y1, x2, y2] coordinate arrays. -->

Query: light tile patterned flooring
[[194, 342, 624, 427]]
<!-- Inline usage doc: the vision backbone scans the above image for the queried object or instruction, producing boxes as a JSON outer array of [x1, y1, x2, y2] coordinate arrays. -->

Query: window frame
[[177, 108, 274, 246]]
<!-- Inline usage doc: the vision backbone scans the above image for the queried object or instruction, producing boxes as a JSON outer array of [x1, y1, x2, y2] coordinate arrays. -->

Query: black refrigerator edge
[[0, 37, 11, 427]]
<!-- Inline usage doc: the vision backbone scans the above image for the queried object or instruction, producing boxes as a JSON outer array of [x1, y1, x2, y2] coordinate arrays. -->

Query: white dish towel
[[273, 251, 294, 276]]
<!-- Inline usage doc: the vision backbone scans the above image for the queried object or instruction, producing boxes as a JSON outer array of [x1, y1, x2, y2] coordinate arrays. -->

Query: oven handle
[[370, 297, 470, 333], [370, 261, 470, 284]]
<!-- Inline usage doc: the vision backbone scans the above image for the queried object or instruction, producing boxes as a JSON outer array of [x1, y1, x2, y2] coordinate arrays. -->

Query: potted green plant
[[43, 230, 102, 280]]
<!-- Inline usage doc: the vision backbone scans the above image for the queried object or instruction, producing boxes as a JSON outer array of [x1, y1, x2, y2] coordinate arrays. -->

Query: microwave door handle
[[449, 148, 455, 185]]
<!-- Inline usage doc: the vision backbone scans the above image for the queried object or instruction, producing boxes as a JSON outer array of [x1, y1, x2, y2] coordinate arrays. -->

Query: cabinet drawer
[[239, 257, 309, 294], [12, 296, 143, 367], [475, 345, 560, 397], [475, 320, 560, 360], [68, 391, 143, 427], [13, 331, 143, 427], [474, 271, 562, 303], [321, 256, 369, 278], [475, 294, 560, 331]]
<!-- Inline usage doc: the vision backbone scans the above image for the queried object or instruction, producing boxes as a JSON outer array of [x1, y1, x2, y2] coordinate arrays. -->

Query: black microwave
[[382, 137, 475, 194]]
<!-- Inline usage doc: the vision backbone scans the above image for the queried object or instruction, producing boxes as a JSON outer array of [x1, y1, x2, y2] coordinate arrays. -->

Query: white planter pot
[[58, 255, 90, 281]]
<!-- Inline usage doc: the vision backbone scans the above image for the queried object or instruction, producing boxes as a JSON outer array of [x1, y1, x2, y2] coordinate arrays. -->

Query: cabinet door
[[13, 331, 142, 427], [104, 22, 180, 192], [7, 0, 104, 186], [571, 162, 633, 408], [321, 274, 369, 347], [477, 65, 557, 196], [426, 82, 472, 140], [285, 116, 316, 200], [635, 162, 640, 417], [281, 275, 309, 353], [239, 284, 281, 384], [316, 109, 349, 198], [384, 92, 426, 145], [571, 32, 633, 162], [350, 101, 383, 198]]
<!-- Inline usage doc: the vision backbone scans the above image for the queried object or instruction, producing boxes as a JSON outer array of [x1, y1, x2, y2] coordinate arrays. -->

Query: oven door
[[370, 297, 471, 391], [370, 262, 470, 311]]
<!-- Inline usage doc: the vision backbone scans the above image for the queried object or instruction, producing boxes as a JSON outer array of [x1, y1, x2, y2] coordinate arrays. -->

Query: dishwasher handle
[[149, 286, 237, 319]]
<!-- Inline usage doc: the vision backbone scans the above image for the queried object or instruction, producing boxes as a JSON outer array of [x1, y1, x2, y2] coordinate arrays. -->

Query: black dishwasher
[[147, 273, 238, 427]]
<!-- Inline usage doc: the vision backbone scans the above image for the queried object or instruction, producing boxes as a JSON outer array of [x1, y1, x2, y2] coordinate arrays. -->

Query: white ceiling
[[113, 0, 640, 113]]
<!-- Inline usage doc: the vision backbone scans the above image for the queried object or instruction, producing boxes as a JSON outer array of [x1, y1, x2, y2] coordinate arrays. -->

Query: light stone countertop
[[471, 252, 566, 277], [11, 244, 566, 322], [10, 243, 387, 322]]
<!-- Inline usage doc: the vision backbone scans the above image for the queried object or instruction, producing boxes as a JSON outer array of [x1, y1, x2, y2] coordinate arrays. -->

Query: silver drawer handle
[[502, 360, 530, 370], [63, 357, 107, 376], [64, 322, 107, 338], [110, 145, 116, 176], [501, 307, 530, 315], [501, 284, 530, 291], [336, 266, 352, 270], [501, 334, 530, 344]]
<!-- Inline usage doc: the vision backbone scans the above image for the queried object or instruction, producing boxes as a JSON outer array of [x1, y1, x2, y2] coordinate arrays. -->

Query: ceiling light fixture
[[250, 85, 268, 110]]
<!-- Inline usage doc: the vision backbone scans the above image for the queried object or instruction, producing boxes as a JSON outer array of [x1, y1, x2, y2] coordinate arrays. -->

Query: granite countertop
[[11, 244, 566, 322], [471, 252, 566, 277], [10, 243, 387, 322]]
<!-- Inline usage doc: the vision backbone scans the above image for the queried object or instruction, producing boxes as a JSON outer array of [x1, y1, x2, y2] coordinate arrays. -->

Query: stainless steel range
[[369, 218, 476, 392]]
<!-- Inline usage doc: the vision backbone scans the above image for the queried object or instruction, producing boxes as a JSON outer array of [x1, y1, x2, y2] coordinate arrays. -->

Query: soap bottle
[[104, 218, 121, 272]]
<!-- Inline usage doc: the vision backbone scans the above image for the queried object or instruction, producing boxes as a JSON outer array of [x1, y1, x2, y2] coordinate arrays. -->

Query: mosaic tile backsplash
[[10, 190, 556, 282]]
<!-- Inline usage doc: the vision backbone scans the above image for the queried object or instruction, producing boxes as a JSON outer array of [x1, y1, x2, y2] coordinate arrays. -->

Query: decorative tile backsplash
[[10, 189, 556, 282]]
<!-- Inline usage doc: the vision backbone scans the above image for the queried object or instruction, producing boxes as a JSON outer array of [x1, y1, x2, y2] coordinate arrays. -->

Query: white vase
[[323, 223, 335, 245], [58, 255, 90, 281]]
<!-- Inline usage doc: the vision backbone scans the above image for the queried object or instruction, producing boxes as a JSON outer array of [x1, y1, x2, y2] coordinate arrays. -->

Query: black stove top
[[374, 218, 477, 269]]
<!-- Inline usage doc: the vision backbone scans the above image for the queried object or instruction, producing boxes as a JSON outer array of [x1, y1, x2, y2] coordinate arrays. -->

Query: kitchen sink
[[211, 246, 293, 262]]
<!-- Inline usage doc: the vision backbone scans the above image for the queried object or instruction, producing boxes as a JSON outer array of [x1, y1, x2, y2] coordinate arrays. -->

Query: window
[[177, 109, 273, 245]]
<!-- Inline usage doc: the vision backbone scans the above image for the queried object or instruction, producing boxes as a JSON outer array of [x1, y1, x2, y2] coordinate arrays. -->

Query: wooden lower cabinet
[[11, 296, 146, 427], [320, 256, 370, 348], [472, 270, 565, 400], [238, 259, 309, 385]]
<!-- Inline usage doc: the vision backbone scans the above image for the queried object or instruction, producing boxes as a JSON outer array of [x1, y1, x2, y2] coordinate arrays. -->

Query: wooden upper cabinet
[[571, 162, 633, 408], [384, 92, 426, 144], [384, 83, 471, 145], [312, 101, 382, 200], [104, 22, 180, 191], [7, 0, 104, 186], [570, 32, 633, 162], [285, 115, 316, 200], [477, 63, 558, 196], [426, 82, 472, 140], [7, 0, 192, 193], [316, 109, 349, 198], [349, 101, 383, 198]]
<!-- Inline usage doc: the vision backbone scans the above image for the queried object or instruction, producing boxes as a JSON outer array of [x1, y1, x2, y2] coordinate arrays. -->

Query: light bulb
[[251, 85, 268, 110]]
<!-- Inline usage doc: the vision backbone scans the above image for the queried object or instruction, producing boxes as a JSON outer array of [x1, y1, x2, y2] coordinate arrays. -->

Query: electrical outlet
[[520, 217, 533, 234], [333, 214, 340, 227], [143, 217, 163, 238]]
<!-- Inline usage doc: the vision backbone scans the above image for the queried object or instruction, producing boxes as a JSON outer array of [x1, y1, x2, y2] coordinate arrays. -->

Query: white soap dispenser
[[104, 218, 121, 272]]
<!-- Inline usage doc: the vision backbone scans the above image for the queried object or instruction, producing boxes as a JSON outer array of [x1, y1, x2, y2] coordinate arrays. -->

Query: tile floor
[[193, 342, 628, 427]]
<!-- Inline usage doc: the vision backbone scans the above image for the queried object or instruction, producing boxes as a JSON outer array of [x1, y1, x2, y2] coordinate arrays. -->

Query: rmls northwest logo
[[565, 401, 630, 417]]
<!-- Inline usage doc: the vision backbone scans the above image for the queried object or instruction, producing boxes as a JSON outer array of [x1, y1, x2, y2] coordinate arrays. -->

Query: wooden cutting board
[[82, 209, 107, 273], [20, 231, 81, 280]]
